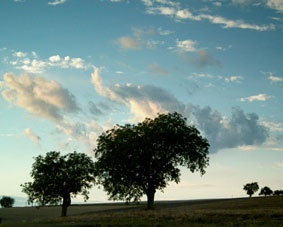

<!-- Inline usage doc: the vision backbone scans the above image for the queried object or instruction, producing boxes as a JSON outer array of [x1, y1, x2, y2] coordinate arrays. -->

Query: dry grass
[[0, 196, 283, 226]]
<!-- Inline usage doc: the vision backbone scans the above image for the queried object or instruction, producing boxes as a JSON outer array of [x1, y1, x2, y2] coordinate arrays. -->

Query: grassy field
[[0, 196, 283, 226]]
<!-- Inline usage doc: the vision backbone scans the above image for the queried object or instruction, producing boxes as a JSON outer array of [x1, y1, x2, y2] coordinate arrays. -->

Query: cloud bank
[[0, 73, 79, 122], [90, 68, 269, 152]]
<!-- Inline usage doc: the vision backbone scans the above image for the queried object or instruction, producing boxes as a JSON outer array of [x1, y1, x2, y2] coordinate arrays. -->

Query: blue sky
[[0, 0, 282, 205]]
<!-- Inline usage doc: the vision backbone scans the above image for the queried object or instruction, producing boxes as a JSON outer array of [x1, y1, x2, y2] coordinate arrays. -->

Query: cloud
[[90, 69, 270, 153], [8, 52, 90, 73], [268, 74, 283, 83], [117, 37, 141, 50], [148, 63, 168, 75], [232, 0, 283, 12], [48, 0, 67, 6], [144, 2, 275, 31], [240, 94, 273, 102], [70, 58, 85, 69], [88, 101, 104, 116], [158, 27, 174, 35], [192, 50, 222, 68], [189, 106, 269, 152], [188, 73, 213, 80], [91, 68, 185, 121], [13, 51, 27, 58], [216, 45, 232, 51], [1, 73, 79, 122], [224, 76, 243, 83], [24, 128, 40, 145], [266, 0, 283, 12], [173, 40, 221, 68], [176, 40, 198, 53], [56, 120, 104, 151], [49, 55, 61, 62], [199, 14, 274, 31], [262, 121, 283, 132]]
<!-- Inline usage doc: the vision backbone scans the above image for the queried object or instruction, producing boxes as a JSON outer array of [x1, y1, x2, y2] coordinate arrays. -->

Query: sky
[[0, 0, 282, 206]]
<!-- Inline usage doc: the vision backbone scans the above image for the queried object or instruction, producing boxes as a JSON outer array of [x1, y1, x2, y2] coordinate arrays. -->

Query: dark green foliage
[[273, 190, 283, 196], [21, 151, 95, 216], [259, 186, 273, 196], [243, 182, 259, 197], [0, 196, 15, 208], [94, 112, 209, 209]]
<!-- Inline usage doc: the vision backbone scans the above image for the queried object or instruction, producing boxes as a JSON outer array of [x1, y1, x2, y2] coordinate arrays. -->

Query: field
[[0, 196, 283, 226]]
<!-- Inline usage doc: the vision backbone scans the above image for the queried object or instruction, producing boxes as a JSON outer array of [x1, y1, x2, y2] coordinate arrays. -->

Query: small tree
[[243, 182, 259, 197], [259, 186, 273, 196], [273, 190, 283, 196], [94, 112, 209, 209], [0, 196, 15, 208], [21, 151, 95, 216]]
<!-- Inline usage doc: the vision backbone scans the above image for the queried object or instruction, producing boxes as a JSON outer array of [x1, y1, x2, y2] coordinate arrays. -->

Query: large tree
[[21, 151, 95, 216], [259, 186, 273, 196], [94, 112, 209, 209], [0, 196, 15, 208], [243, 182, 259, 197]]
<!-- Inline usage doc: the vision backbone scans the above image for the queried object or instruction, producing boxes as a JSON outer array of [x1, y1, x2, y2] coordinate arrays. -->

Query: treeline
[[243, 182, 283, 197]]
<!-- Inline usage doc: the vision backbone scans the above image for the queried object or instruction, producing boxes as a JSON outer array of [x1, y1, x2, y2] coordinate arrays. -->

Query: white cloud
[[91, 68, 185, 121], [1, 73, 79, 122], [272, 147, 283, 151], [216, 45, 232, 51], [19, 59, 47, 74], [56, 119, 104, 151], [213, 2, 222, 7], [48, 0, 67, 6], [158, 27, 174, 35], [24, 128, 40, 145], [189, 73, 213, 79], [141, 0, 153, 7], [144, 2, 275, 31], [268, 74, 283, 83], [240, 94, 273, 102], [262, 121, 283, 132], [8, 51, 89, 73], [238, 145, 257, 150], [176, 39, 198, 52], [224, 76, 243, 83], [199, 14, 274, 31], [70, 58, 85, 69], [232, 0, 283, 12], [146, 6, 176, 16], [13, 51, 27, 58], [266, 0, 283, 12], [115, 71, 124, 74], [176, 9, 201, 20], [49, 55, 61, 62], [117, 37, 141, 50]]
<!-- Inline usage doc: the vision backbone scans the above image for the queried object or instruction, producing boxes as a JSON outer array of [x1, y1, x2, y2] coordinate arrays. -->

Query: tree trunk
[[61, 194, 71, 217], [146, 190, 155, 209]]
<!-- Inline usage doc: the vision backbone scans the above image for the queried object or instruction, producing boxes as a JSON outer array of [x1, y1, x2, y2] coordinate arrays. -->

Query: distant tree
[[94, 112, 210, 209], [243, 182, 259, 197], [0, 196, 15, 208], [21, 151, 95, 216], [259, 186, 273, 196], [273, 190, 283, 196]]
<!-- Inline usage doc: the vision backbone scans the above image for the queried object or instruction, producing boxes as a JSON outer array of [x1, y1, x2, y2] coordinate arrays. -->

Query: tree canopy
[[21, 151, 95, 216], [0, 196, 15, 208], [243, 182, 259, 197], [94, 112, 209, 209], [259, 186, 273, 196]]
